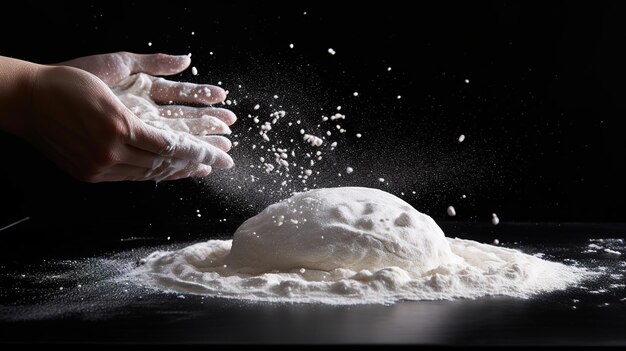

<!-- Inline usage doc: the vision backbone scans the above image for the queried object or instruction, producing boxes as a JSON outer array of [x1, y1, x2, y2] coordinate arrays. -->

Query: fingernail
[[223, 138, 232, 152], [195, 165, 212, 177], [201, 165, 212, 176], [215, 137, 232, 152], [225, 111, 237, 125], [220, 155, 235, 169], [212, 117, 232, 135]]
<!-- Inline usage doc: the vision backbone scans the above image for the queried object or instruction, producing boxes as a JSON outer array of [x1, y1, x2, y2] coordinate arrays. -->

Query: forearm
[[0, 56, 41, 137]]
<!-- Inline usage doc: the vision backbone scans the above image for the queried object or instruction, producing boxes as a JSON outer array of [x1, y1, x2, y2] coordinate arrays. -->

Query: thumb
[[128, 53, 191, 76]]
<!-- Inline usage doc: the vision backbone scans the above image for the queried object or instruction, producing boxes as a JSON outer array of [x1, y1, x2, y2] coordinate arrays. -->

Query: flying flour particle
[[447, 206, 457, 217], [303, 134, 323, 147], [492, 213, 500, 225]]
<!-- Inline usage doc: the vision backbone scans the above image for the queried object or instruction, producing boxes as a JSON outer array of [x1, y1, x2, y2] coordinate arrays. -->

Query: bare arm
[[0, 56, 40, 137]]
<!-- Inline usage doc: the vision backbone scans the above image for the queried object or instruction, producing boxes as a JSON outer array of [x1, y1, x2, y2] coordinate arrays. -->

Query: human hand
[[23, 52, 235, 182]]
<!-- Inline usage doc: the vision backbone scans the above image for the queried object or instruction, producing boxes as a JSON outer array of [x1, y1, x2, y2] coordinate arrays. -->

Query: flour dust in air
[[131, 187, 586, 304]]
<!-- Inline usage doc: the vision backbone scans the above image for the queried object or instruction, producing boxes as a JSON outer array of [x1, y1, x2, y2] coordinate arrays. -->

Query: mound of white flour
[[132, 187, 584, 304]]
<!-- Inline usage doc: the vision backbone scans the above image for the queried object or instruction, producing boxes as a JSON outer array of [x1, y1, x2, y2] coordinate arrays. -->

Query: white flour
[[132, 187, 585, 304]]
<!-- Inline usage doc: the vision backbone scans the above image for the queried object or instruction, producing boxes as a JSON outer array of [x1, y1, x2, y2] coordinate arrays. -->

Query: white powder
[[447, 206, 456, 217], [492, 213, 500, 225], [303, 134, 323, 147], [132, 187, 584, 305]]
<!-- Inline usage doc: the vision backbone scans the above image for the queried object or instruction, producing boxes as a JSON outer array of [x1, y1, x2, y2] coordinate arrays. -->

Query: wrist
[[0, 57, 43, 138]]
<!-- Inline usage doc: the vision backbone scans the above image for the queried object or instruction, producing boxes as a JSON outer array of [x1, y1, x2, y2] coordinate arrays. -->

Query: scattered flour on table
[[131, 187, 585, 304]]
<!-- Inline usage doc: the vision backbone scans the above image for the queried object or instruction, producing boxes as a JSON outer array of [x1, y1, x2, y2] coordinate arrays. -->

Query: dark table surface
[[0, 220, 624, 345]]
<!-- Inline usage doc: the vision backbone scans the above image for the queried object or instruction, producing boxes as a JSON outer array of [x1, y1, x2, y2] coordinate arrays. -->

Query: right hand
[[21, 53, 235, 182]]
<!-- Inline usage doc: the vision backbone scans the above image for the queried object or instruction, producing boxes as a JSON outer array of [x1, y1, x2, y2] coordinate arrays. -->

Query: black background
[[1, 1, 625, 233]]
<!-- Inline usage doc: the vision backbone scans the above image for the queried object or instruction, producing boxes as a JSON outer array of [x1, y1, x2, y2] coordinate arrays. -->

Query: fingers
[[119, 145, 168, 169], [127, 53, 191, 77], [143, 115, 232, 136], [124, 134, 230, 155], [161, 164, 212, 181], [150, 78, 227, 105], [126, 122, 234, 169], [198, 136, 232, 152], [95, 164, 153, 182], [115, 84, 233, 135], [158, 106, 237, 125], [142, 159, 206, 181], [96, 163, 211, 182]]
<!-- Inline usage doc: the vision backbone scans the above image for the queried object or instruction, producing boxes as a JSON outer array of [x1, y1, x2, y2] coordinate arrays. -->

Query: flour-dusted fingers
[[150, 78, 227, 105], [197, 136, 232, 152], [127, 52, 191, 77], [160, 164, 212, 181], [143, 115, 232, 136], [95, 164, 153, 182], [119, 145, 171, 169], [60, 52, 192, 86], [147, 157, 194, 181], [158, 105, 237, 125], [127, 122, 234, 169]]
